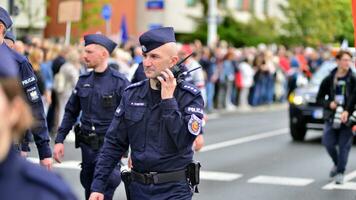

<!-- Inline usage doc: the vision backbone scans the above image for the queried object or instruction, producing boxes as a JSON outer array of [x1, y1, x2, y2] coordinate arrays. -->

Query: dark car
[[288, 60, 336, 141]]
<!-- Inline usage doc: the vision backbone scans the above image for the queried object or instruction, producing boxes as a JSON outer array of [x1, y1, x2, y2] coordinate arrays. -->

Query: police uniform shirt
[[1, 43, 51, 159], [91, 80, 204, 193], [0, 148, 77, 200], [55, 67, 130, 143]]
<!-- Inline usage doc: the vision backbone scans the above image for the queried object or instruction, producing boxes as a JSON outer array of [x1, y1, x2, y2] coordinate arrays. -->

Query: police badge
[[188, 114, 202, 136]]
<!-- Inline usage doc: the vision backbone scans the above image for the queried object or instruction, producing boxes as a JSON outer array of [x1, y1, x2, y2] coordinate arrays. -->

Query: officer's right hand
[[89, 192, 104, 200], [53, 143, 64, 163], [330, 101, 337, 110]]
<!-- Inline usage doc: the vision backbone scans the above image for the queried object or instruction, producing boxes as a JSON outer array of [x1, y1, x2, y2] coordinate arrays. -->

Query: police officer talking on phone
[[53, 34, 130, 199], [89, 27, 204, 200]]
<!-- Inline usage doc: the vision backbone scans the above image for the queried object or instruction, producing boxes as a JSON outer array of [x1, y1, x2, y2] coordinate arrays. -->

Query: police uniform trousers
[[129, 180, 193, 200], [322, 122, 353, 174], [80, 143, 121, 200]]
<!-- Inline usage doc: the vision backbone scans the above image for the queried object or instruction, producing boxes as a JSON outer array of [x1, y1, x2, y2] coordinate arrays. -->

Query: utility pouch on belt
[[121, 170, 132, 200], [187, 161, 201, 193], [74, 123, 81, 148]]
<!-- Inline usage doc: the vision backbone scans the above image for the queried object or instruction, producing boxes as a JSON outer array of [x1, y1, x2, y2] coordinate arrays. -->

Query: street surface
[[28, 105, 356, 200]]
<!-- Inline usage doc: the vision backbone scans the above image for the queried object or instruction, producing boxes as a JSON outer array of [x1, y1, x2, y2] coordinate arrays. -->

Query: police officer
[[89, 27, 204, 200], [0, 6, 52, 169], [4, 30, 15, 49], [316, 50, 356, 184], [0, 47, 77, 200], [53, 34, 129, 200]]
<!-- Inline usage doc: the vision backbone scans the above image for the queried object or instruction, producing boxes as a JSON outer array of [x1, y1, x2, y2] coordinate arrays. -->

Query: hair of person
[[0, 78, 33, 136], [335, 50, 352, 60]]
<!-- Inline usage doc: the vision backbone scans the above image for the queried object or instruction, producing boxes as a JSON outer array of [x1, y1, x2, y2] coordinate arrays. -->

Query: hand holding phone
[[157, 68, 177, 99]]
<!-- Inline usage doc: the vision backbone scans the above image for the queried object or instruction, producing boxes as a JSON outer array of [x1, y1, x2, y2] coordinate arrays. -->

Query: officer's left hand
[[40, 157, 53, 170], [157, 68, 177, 99], [341, 111, 349, 123]]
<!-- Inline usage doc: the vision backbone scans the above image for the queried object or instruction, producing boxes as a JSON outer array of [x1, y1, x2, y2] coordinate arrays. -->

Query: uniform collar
[[94, 66, 110, 77], [138, 79, 150, 98]]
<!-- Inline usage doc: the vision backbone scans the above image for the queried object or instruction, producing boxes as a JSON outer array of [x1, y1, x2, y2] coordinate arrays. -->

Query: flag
[[120, 15, 128, 45]]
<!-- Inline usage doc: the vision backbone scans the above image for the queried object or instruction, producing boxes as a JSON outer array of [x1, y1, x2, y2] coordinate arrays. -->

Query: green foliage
[[280, 0, 354, 46], [180, 15, 279, 47], [73, 0, 109, 33]]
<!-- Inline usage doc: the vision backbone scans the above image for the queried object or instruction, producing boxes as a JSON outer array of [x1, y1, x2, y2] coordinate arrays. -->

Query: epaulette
[[179, 82, 200, 95], [21, 160, 71, 198], [125, 80, 145, 91]]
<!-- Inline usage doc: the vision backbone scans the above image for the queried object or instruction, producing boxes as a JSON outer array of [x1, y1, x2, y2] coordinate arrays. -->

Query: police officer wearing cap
[[4, 30, 15, 48], [53, 34, 129, 200], [0, 6, 53, 169], [0, 46, 77, 200], [90, 27, 204, 200]]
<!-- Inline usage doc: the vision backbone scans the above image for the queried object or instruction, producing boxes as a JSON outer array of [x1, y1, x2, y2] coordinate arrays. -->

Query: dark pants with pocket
[[322, 122, 353, 174], [129, 180, 193, 200], [80, 144, 121, 200]]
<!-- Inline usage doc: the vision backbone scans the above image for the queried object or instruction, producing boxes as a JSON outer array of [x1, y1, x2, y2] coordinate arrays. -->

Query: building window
[[186, 0, 197, 7], [263, 0, 269, 16]]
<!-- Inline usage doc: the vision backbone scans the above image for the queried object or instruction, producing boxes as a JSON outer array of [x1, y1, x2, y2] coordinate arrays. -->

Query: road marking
[[248, 175, 314, 186], [200, 171, 242, 181], [28, 158, 241, 182], [322, 170, 356, 190], [27, 157, 81, 170], [66, 131, 75, 142], [200, 128, 288, 152]]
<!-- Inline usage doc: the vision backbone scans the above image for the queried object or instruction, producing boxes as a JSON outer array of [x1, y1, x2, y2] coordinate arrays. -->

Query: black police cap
[[139, 27, 176, 53], [84, 34, 117, 54]]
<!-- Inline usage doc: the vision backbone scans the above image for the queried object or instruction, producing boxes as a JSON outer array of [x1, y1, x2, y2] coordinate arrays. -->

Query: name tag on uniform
[[130, 102, 146, 107]]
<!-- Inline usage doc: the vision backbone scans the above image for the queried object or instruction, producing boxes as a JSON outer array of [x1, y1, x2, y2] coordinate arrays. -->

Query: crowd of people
[[10, 36, 336, 135]]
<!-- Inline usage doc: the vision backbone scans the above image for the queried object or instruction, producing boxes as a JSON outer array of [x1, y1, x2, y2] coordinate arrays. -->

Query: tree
[[179, 14, 279, 47], [73, 0, 109, 34], [280, 0, 354, 46]]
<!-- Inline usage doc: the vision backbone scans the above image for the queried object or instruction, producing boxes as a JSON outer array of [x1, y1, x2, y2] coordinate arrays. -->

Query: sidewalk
[[206, 102, 288, 119]]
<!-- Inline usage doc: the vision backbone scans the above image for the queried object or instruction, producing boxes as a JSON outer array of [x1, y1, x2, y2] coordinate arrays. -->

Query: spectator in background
[[55, 48, 81, 125], [28, 48, 49, 106], [199, 47, 215, 113]]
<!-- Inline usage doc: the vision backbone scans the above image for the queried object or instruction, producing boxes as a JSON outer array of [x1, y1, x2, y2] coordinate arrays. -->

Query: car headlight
[[288, 92, 304, 105]]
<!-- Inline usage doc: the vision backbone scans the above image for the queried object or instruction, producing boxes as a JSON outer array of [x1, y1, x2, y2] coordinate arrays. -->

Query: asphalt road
[[28, 106, 356, 200]]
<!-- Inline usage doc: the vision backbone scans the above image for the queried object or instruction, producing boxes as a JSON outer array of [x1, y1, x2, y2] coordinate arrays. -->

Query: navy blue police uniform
[[55, 34, 130, 200], [91, 27, 204, 200], [0, 46, 77, 200], [0, 7, 51, 159]]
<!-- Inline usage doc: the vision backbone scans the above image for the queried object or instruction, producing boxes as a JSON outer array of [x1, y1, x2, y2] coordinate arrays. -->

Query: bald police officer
[[90, 27, 204, 200], [53, 34, 129, 200], [0, 45, 77, 200], [0, 6, 52, 169]]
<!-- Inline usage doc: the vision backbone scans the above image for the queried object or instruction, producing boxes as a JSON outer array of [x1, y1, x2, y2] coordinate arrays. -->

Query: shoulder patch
[[125, 80, 145, 91], [188, 114, 202, 136], [180, 82, 200, 95], [21, 76, 37, 87]]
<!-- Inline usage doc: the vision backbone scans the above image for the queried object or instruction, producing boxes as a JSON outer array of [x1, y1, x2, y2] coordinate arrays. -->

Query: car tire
[[290, 122, 307, 141]]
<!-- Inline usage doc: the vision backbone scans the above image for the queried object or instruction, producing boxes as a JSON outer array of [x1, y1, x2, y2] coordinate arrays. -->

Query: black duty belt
[[131, 169, 187, 185]]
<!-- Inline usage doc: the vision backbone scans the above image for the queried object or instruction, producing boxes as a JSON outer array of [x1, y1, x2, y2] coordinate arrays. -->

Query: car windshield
[[310, 60, 336, 85]]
